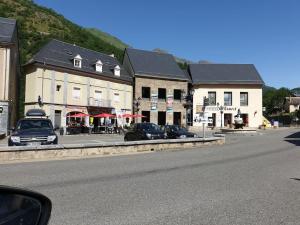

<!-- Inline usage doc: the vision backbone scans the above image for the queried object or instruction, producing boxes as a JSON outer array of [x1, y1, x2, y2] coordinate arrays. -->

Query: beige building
[[189, 64, 264, 128], [0, 17, 19, 135], [123, 48, 189, 126], [284, 96, 300, 113], [24, 39, 133, 130]]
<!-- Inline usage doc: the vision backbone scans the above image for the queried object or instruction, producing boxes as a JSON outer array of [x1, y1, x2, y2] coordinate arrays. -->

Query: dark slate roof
[[125, 48, 188, 81], [27, 39, 132, 83], [189, 64, 264, 85], [0, 17, 16, 44]]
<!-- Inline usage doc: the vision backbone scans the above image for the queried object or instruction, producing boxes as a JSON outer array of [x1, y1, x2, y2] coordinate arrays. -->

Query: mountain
[[0, 0, 131, 116], [86, 28, 129, 50]]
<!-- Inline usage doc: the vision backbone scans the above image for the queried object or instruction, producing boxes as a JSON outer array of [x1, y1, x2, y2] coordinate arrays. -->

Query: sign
[[205, 106, 237, 112], [262, 107, 266, 112], [0, 106, 3, 114], [166, 95, 173, 113], [151, 93, 158, 111]]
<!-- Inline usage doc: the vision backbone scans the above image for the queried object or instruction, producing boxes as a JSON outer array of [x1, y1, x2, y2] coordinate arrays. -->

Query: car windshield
[[141, 123, 162, 132], [17, 120, 53, 130]]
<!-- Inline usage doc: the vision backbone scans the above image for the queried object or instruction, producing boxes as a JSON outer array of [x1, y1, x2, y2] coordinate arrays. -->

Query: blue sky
[[34, 0, 300, 89]]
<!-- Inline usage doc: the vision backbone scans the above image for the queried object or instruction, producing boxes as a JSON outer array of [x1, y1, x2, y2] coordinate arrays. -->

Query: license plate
[[27, 142, 41, 146]]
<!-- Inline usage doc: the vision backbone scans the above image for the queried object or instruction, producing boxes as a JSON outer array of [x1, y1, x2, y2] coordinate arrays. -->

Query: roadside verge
[[0, 137, 225, 163]]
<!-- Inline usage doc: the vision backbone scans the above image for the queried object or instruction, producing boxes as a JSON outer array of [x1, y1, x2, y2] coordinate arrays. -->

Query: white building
[[189, 64, 264, 128]]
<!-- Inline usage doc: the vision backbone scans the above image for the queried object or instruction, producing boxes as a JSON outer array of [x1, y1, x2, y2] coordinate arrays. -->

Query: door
[[224, 113, 232, 127], [54, 110, 61, 129], [173, 112, 181, 125], [142, 111, 150, 123], [158, 111, 166, 126]]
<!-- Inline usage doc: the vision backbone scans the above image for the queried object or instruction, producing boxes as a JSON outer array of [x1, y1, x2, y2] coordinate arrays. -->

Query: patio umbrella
[[121, 114, 134, 118], [93, 113, 116, 118], [67, 113, 89, 117]]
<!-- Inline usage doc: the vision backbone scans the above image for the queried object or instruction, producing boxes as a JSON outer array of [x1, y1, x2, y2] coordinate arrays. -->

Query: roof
[[27, 39, 132, 83], [285, 97, 300, 105], [189, 64, 264, 85], [125, 48, 188, 81], [0, 17, 17, 44]]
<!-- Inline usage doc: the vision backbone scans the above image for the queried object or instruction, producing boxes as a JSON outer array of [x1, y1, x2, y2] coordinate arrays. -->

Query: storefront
[[188, 64, 264, 128]]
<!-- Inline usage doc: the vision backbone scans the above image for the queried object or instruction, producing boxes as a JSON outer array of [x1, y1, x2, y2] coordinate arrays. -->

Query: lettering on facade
[[166, 95, 173, 113], [151, 93, 158, 111]]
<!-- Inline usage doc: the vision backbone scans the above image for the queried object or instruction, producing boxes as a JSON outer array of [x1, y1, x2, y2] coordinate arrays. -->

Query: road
[[0, 128, 299, 225]]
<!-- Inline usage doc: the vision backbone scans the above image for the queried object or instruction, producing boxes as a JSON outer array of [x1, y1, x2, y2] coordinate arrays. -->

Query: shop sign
[[205, 106, 237, 111], [151, 93, 158, 111], [166, 95, 173, 113]]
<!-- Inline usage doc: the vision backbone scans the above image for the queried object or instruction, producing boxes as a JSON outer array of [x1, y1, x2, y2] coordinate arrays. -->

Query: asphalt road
[[0, 128, 300, 225]]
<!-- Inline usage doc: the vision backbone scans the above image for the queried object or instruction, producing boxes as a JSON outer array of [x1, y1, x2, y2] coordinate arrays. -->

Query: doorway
[[54, 110, 61, 129], [241, 114, 249, 127], [142, 111, 150, 123], [158, 111, 166, 125], [173, 112, 181, 125], [224, 113, 232, 127]]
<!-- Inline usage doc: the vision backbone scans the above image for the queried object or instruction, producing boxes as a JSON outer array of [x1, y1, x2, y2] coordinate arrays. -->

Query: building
[[123, 48, 189, 126], [284, 96, 300, 113], [189, 64, 264, 128], [0, 17, 20, 135], [24, 39, 133, 129]]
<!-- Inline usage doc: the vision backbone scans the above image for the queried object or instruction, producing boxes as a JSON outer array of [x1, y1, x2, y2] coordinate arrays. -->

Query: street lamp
[[182, 88, 194, 126], [133, 97, 142, 122], [217, 103, 224, 128]]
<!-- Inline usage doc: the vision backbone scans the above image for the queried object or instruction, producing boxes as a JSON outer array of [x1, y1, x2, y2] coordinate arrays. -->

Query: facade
[[189, 64, 264, 128], [123, 48, 189, 126], [284, 97, 300, 113], [0, 17, 19, 135], [24, 39, 133, 129]]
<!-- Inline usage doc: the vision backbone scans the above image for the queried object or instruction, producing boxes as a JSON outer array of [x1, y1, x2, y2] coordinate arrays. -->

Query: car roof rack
[[25, 109, 47, 118]]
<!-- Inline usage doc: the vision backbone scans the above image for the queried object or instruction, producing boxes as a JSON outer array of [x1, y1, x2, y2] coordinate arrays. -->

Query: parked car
[[124, 123, 166, 141], [164, 125, 197, 139], [8, 109, 58, 146]]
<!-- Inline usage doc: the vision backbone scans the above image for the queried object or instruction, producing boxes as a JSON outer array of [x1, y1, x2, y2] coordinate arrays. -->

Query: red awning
[[67, 113, 89, 118], [93, 113, 116, 118]]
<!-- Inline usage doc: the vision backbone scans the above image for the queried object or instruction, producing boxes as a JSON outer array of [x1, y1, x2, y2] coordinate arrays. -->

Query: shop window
[[208, 91, 216, 105], [158, 88, 166, 100], [174, 89, 182, 100], [142, 87, 151, 99], [224, 92, 232, 106], [240, 92, 248, 106]]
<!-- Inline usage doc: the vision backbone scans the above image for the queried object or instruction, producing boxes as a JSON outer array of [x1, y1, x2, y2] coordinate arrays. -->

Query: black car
[[124, 123, 166, 141], [8, 109, 58, 146], [164, 125, 197, 139]]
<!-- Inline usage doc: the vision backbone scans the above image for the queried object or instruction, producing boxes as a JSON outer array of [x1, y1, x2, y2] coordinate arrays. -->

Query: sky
[[34, 0, 300, 89]]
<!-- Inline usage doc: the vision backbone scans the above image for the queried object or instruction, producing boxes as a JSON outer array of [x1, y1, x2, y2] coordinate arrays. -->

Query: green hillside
[[86, 28, 129, 50], [0, 0, 130, 117]]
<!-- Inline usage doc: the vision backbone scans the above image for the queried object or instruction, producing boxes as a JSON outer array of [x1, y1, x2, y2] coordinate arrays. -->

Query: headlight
[[146, 133, 152, 139], [47, 135, 57, 142], [10, 136, 20, 143], [179, 135, 187, 139]]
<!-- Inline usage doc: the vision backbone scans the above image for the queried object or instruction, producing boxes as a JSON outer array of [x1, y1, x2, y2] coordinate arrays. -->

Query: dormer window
[[73, 54, 82, 68], [95, 60, 103, 73], [114, 65, 120, 76]]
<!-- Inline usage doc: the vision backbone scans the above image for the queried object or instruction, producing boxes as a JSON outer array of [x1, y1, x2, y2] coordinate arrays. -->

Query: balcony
[[89, 98, 112, 108]]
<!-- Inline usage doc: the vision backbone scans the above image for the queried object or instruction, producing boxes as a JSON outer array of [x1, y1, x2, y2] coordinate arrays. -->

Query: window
[[95, 60, 103, 73], [158, 88, 166, 100], [142, 87, 151, 98], [240, 92, 248, 106], [72, 87, 81, 100], [114, 65, 120, 76], [208, 92, 216, 105], [114, 93, 120, 102], [224, 92, 232, 106], [94, 90, 102, 100], [56, 85, 61, 92], [174, 89, 182, 100], [73, 54, 82, 68]]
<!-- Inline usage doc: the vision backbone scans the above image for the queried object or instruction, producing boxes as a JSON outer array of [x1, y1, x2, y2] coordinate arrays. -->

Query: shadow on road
[[290, 178, 300, 181], [284, 131, 300, 146]]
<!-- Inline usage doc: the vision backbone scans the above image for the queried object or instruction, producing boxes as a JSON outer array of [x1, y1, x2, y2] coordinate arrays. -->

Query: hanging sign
[[151, 93, 158, 111], [166, 95, 173, 113]]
